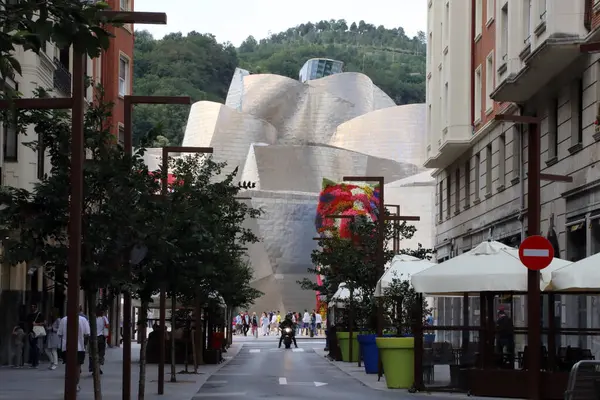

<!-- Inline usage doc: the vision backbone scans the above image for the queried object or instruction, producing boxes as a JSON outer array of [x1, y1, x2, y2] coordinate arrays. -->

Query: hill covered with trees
[[132, 20, 426, 145]]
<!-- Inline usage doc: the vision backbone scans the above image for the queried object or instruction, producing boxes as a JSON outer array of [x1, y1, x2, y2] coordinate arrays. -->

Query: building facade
[[299, 58, 344, 83], [0, 0, 135, 363], [426, 0, 600, 355]]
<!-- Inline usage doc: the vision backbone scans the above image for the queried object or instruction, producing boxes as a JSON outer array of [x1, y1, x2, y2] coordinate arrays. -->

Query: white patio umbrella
[[551, 252, 600, 291], [411, 239, 571, 295], [328, 282, 362, 308], [374, 254, 436, 297]]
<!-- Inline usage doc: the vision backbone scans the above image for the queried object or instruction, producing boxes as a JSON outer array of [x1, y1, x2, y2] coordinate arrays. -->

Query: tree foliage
[[132, 19, 425, 145], [300, 215, 434, 331]]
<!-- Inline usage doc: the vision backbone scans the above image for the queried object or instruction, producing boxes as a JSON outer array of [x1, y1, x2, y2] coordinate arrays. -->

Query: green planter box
[[336, 331, 359, 363], [376, 337, 414, 389]]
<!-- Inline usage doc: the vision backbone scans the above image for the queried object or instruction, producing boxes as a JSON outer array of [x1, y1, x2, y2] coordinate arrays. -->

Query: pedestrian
[[12, 322, 25, 368], [243, 313, 250, 336], [58, 311, 91, 392], [45, 308, 61, 370], [251, 312, 258, 338], [310, 310, 317, 337], [302, 309, 310, 336], [88, 307, 109, 375], [26, 303, 46, 368], [261, 312, 269, 336], [316, 311, 323, 336], [270, 312, 278, 335]]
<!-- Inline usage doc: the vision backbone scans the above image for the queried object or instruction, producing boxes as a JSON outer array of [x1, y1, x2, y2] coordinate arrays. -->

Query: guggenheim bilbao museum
[[145, 59, 435, 313]]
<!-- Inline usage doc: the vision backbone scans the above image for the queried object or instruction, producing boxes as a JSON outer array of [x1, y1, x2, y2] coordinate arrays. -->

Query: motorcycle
[[281, 326, 294, 349]]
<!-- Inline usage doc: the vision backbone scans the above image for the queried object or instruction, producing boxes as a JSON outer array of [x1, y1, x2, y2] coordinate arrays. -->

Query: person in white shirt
[[88, 307, 110, 374], [270, 313, 278, 335], [302, 310, 310, 336], [315, 312, 323, 335], [58, 313, 91, 392]]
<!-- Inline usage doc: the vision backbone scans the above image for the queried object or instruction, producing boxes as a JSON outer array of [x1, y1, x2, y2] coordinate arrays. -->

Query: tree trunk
[[170, 294, 177, 382], [138, 301, 149, 400], [87, 290, 102, 400]]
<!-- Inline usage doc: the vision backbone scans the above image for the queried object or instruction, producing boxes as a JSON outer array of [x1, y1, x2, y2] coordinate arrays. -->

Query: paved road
[[194, 341, 412, 399]]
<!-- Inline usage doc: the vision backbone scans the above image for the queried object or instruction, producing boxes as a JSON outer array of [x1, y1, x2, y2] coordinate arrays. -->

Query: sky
[[135, 0, 427, 46]]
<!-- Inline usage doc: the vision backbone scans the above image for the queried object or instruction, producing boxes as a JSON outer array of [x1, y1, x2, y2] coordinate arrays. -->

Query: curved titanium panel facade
[[175, 69, 433, 313]]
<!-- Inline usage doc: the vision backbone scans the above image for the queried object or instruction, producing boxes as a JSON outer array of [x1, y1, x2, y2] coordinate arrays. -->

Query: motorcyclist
[[278, 313, 298, 348]]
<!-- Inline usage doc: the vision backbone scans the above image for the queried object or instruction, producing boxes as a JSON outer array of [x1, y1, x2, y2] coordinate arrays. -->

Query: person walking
[[58, 311, 91, 392], [88, 307, 109, 375], [270, 312, 278, 335], [26, 304, 45, 368], [243, 313, 250, 336], [251, 312, 258, 338], [302, 310, 310, 336], [45, 309, 61, 370], [261, 312, 269, 336], [315, 311, 323, 336]]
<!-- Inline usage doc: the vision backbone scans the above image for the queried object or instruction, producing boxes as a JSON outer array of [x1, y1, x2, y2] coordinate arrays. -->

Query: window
[[498, 134, 506, 188], [539, 0, 547, 19], [120, 0, 128, 11], [3, 123, 17, 161], [523, 0, 531, 44], [438, 181, 443, 221], [500, 4, 509, 60], [548, 99, 559, 160], [118, 125, 125, 146], [485, 53, 494, 112], [444, 83, 449, 128], [512, 125, 521, 180], [571, 79, 583, 146], [474, 66, 482, 123], [464, 160, 471, 207], [485, 145, 492, 196], [118, 55, 129, 97], [475, 0, 482, 39], [487, 0, 494, 23], [446, 175, 451, 219], [474, 153, 481, 200], [455, 168, 460, 214], [444, 3, 449, 48]]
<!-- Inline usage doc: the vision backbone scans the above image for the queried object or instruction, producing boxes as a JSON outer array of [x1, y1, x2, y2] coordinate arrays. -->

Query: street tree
[[0, 86, 160, 399]]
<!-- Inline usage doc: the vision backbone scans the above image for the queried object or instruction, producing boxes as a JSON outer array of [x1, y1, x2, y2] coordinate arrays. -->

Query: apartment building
[[426, 0, 600, 353], [0, 0, 135, 363]]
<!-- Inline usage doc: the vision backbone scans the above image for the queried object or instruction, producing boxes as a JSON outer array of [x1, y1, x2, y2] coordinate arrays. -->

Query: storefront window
[[591, 218, 600, 255]]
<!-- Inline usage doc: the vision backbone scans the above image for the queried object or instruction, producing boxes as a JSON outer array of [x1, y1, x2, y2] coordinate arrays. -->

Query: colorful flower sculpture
[[314, 178, 381, 309]]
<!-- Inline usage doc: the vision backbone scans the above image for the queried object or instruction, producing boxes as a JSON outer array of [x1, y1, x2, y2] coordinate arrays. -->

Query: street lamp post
[[494, 114, 572, 400], [157, 146, 214, 395], [0, 11, 171, 400], [122, 95, 191, 400]]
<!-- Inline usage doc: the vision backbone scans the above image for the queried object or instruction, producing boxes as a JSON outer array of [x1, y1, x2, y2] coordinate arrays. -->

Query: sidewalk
[[232, 333, 326, 343], [314, 348, 515, 400], [0, 342, 241, 400]]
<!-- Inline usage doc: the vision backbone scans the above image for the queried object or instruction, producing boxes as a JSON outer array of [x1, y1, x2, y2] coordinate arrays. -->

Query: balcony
[[490, 34, 582, 103], [53, 57, 71, 96]]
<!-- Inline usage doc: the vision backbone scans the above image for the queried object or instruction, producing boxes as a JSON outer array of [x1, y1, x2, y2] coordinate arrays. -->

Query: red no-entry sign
[[519, 235, 554, 271]]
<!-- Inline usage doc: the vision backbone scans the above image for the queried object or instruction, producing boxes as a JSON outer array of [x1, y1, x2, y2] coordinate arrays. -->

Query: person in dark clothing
[[26, 304, 45, 368], [278, 314, 298, 348], [495, 308, 515, 365]]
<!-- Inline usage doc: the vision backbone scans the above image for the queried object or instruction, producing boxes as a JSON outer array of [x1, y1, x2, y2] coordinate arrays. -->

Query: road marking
[[292, 348, 304, 352], [204, 380, 228, 384], [278, 377, 327, 387], [523, 249, 550, 257], [212, 372, 252, 376], [194, 393, 247, 398], [249, 349, 260, 353]]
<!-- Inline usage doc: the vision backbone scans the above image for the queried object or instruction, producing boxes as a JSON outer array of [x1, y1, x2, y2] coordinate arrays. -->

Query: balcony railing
[[53, 57, 71, 96]]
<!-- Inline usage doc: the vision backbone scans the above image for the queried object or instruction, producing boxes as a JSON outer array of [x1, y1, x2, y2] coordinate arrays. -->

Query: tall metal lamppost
[[0, 10, 172, 400], [157, 146, 214, 394], [122, 95, 191, 400]]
